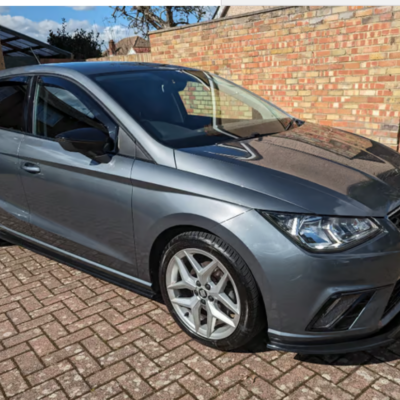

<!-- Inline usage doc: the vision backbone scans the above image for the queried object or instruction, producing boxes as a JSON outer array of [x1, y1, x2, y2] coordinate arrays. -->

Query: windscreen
[[94, 69, 292, 149]]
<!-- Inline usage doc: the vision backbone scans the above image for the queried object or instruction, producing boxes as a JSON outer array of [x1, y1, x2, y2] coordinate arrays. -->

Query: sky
[[0, 6, 156, 52]]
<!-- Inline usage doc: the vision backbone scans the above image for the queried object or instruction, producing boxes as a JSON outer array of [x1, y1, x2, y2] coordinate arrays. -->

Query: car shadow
[[238, 330, 400, 366]]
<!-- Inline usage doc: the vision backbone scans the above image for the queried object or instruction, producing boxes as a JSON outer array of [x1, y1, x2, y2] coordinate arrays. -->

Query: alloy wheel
[[166, 248, 241, 340]]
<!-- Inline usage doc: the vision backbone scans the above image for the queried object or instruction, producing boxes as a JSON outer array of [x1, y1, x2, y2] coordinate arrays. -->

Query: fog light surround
[[307, 291, 375, 332]]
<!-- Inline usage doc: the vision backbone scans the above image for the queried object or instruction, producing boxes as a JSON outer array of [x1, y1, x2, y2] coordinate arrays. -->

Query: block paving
[[1, 245, 400, 399]]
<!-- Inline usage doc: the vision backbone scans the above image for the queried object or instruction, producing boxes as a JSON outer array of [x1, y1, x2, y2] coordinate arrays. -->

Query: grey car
[[1, 62, 400, 353]]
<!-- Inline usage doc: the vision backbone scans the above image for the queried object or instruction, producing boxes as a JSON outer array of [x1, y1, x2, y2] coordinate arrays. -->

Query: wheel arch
[[147, 221, 268, 329], [149, 225, 211, 294], [152, 226, 268, 349]]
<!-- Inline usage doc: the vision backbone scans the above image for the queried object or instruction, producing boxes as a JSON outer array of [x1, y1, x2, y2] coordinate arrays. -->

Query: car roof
[[0, 61, 199, 78]]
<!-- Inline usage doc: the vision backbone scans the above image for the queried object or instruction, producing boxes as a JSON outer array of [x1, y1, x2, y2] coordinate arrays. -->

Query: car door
[[0, 76, 32, 237], [18, 75, 138, 277]]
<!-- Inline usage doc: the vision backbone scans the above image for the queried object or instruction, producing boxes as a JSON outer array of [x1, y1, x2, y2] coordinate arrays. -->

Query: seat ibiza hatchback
[[2, 62, 400, 353]]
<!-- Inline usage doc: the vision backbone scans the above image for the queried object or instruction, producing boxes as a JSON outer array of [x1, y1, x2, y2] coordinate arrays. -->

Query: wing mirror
[[55, 128, 113, 163]]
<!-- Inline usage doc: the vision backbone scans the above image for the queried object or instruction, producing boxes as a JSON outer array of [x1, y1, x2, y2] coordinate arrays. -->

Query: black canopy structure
[[0, 25, 73, 59]]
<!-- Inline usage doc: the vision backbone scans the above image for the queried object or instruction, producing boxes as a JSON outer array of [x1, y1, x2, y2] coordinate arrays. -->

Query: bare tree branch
[[111, 6, 215, 38]]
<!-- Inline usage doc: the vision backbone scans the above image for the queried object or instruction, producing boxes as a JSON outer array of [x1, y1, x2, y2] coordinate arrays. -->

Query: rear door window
[[0, 76, 30, 132]]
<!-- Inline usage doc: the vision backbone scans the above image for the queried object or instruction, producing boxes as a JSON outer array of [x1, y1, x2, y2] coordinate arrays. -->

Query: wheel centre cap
[[199, 289, 207, 298]]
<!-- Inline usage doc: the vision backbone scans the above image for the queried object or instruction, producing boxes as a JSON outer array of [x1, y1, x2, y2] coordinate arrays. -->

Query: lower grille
[[307, 291, 374, 332], [389, 207, 400, 231], [382, 280, 400, 319], [334, 294, 373, 330]]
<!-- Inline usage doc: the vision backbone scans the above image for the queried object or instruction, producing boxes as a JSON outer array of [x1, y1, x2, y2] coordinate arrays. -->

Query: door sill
[[0, 227, 157, 300]]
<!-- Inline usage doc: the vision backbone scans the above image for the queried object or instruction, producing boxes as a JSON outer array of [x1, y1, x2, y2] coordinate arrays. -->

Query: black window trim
[[26, 75, 36, 135], [0, 75, 32, 135]]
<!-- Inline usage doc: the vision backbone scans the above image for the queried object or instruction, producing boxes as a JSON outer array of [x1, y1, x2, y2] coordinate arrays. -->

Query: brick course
[[150, 6, 400, 149], [87, 53, 152, 63]]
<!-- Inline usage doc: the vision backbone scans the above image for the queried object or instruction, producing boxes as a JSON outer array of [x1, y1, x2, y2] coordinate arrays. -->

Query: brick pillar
[[0, 39, 5, 71]]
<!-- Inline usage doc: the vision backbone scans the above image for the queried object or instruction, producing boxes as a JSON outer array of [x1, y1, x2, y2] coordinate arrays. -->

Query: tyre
[[159, 231, 265, 350]]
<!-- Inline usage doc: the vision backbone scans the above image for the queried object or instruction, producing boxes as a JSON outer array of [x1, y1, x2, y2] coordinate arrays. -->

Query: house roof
[[115, 36, 150, 55], [0, 24, 73, 58]]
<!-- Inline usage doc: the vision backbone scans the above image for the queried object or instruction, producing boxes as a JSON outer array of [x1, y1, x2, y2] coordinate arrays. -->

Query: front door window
[[33, 76, 116, 145]]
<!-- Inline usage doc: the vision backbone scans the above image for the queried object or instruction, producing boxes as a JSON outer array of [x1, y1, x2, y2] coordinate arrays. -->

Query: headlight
[[260, 212, 381, 252]]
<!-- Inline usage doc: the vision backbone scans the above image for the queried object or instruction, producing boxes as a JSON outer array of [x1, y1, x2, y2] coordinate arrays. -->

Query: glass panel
[[7, 39, 32, 49], [46, 87, 94, 118], [18, 39, 37, 47], [179, 82, 213, 117], [94, 69, 291, 149], [36, 48, 56, 56], [179, 80, 257, 122], [32, 49, 50, 56], [33, 76, 110, 139], [0, 77, 29, 132], [6, 51, 27, 57], [0, 31, 14, 40]]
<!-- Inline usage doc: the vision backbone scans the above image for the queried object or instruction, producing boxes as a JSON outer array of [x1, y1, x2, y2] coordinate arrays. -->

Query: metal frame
[[0, 25, 73, 59]]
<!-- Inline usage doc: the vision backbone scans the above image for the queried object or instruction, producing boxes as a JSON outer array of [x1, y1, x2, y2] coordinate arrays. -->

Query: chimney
[[108, 40, 116, 56]]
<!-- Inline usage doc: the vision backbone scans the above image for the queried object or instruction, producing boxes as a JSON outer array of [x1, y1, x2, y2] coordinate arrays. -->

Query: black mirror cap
[[55, 128, 113, 163]]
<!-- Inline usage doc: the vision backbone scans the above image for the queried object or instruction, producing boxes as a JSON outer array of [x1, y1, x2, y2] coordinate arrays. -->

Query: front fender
[[131, 161, 250, 281]]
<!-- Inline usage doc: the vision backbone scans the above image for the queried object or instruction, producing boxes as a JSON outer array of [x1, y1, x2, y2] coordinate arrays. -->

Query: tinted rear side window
[[0, 76, 29, 132]]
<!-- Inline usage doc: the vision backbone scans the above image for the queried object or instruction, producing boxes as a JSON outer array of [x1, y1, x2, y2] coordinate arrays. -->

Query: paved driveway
[[0, 245, 399, 400]]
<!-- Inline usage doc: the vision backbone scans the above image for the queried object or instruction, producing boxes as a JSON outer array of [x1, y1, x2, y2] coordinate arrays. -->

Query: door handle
[[22, 162, 41, 174]]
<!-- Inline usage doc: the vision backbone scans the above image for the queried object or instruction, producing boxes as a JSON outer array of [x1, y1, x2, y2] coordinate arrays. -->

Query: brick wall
[[226, 6, 276, 17], [179, 81, 253, 119], [150, 6, 400, 149], [133, 47, 151, 54]]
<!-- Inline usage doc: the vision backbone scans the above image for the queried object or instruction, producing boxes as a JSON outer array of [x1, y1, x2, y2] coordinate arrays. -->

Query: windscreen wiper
[[285, 118, 296, 131], [235, 132, 280, 141], [285, 117, 304, 130]]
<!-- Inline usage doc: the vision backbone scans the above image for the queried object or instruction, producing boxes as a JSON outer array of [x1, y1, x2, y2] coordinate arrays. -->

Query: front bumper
[[216, 209, 400, 354], [267, 310, 400, 354]]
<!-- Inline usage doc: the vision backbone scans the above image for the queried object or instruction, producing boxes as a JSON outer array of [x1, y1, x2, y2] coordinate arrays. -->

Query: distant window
[[0, 76, 29, 132], [33, 76, 115, 141]]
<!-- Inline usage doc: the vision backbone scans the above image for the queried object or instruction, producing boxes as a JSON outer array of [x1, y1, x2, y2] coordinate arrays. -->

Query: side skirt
[[0, 228, 158, 300], [0, 239, 12, 247]]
